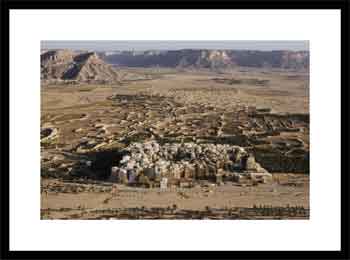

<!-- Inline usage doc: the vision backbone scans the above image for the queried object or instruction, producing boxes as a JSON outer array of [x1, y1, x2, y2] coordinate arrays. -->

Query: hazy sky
[[41, 40, 309, 51]]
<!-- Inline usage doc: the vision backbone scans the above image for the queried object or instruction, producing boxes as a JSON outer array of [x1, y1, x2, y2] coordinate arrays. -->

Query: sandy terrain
[[41, 68, 309, 220], [41, 173, 309, 219]]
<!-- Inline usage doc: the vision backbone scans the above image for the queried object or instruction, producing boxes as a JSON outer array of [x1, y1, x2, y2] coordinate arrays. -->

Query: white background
[[10, 10, 341, 251]]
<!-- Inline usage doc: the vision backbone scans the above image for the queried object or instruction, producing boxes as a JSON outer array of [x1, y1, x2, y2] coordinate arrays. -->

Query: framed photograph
[[1, 0, 349, 259]]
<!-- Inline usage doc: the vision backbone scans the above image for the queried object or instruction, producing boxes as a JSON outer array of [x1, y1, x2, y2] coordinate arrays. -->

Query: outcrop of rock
[[101, 49, 309, 70], [41, 49, 75, 79], [41, 127, 58, 143], [108, 141, 270, 187], [41, 50, 120, 83]]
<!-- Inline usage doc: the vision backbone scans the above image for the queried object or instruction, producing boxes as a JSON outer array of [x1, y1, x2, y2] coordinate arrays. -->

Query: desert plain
[[41, 49, 309, 219]]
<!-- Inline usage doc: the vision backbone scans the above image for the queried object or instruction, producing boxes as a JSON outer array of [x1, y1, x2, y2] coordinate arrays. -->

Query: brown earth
[[41, 67, 309, 219], [41, 173, 309, 219]]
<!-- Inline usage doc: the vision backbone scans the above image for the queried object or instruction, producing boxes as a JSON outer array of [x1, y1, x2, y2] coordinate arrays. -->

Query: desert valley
[[41, 47, 309, 219]]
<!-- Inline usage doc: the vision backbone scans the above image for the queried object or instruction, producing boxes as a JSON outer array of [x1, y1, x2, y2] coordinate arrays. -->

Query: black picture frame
[[1, 0, 349, 259]]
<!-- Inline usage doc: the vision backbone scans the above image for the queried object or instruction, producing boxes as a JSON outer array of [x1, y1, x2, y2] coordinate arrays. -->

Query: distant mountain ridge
[[41, 49, 309, 83], [41, 50, 120, 83], [100, 49, 309, 70]]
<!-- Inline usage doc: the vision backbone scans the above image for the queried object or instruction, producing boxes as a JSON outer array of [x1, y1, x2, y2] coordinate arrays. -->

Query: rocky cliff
[[41, 50, 120, 83], [101, 49, 309, 70]]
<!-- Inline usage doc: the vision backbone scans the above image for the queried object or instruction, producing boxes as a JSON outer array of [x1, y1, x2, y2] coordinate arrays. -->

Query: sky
[[41, 40, 309, 51]]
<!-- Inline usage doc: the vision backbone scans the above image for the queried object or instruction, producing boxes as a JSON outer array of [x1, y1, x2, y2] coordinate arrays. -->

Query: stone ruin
[[108, 141, 272, 188], [41, 127, 58, 143]]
